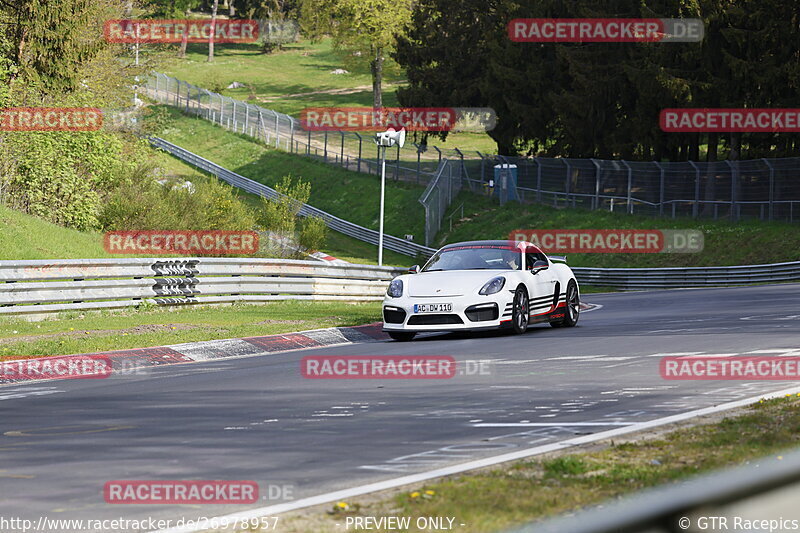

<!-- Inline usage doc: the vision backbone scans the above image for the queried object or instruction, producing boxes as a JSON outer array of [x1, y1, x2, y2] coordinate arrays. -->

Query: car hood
[[407, 270, 510, 297]]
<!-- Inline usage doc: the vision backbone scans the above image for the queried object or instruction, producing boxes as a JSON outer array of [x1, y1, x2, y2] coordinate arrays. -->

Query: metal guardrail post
[[688, 160, 700, 218], [763, 158, 775, 221]]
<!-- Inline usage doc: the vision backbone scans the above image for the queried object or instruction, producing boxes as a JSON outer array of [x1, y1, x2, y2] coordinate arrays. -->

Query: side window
[[525, 248, 547, 268]]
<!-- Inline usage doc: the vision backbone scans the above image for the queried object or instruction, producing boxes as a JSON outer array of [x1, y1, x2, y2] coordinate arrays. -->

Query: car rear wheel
[[512, 286, 529, 334], [388, 332, 416, 342]]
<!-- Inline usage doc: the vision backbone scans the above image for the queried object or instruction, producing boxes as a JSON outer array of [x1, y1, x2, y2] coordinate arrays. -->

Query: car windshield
[[422, 246, 521, 272]]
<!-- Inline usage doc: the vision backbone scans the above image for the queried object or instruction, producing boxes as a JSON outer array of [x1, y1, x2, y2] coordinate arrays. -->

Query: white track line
[[153, 384, 800, 533]]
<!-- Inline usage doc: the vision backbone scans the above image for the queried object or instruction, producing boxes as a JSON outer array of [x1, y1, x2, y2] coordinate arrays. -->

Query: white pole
[[378, 146, 386, 266]]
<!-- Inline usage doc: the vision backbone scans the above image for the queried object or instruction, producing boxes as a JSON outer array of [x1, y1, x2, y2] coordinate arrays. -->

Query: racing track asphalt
[[1, 283, 799, 530]]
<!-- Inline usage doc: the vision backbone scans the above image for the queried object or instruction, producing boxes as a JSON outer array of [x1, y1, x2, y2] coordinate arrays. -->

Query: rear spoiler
[[548, 255, 567, 264]]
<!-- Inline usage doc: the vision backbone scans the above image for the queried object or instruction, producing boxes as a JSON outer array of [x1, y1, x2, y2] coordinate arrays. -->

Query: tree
[[208, 0, 219, 61], [299, 0, 412, 108]]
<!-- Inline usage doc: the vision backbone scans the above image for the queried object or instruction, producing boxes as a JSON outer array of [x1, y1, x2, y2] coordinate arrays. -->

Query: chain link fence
[[145, 72, 800, 245]]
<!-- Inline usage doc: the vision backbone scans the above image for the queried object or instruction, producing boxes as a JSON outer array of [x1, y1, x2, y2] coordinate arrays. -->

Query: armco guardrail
[[572, 260, 800, 289], [0, 258, 405, 316], [512, 447, 800, 533], [149, 137, 437, 259]]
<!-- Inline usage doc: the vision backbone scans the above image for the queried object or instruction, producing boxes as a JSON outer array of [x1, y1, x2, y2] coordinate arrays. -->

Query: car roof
[[440, 240, 544, 254]]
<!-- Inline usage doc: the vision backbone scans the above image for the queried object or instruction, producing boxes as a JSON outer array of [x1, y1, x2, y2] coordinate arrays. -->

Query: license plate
[[413, 303, 453, 313]]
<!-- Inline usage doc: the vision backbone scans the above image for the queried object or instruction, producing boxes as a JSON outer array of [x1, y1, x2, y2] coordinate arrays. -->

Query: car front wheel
[[512, 286, 529, 334]]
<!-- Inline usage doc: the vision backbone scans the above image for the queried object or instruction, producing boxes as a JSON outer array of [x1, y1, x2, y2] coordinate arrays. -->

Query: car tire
[[551, 280, 579, 328], [512, 286, 529, 334], [388, 332, 416, 342]]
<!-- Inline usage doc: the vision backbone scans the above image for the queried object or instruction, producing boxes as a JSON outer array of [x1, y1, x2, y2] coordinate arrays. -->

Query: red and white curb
[[0, 323, 388, 384]]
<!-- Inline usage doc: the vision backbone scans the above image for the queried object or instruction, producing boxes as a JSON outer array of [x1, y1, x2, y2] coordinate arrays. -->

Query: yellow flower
[[410, 492, 420, 498], [425, 490, 435, 496], [336, 502, 349, 509]]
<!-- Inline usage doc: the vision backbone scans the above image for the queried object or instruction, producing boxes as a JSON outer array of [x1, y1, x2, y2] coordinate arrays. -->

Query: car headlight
[[479, 276, 505, 295], [387, 279, 403, 298]]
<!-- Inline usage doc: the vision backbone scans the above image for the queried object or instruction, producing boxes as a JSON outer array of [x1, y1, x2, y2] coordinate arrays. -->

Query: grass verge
[[151, 106, 428, 249], [0, 301, 380, 359], [276, 395, 800, 533]]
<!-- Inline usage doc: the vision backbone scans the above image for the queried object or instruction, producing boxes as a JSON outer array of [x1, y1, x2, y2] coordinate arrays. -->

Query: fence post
[[290, 119, 295, 153], [355, 133, 362, 173], [274, 112, 280, 149], [244, 104, 249, 133], [324, 131, 328, 162], [307, 129, 311, 156], [434, 146, 442, 165], [536, 157, 542, 203], [415, 144, 422, 184], [340, 132, 345, 166], [185, 83, 191, 112], [654, 161, 665, 216], [232, 100, 238, 131], [591, 158, 600, 210], [763, 158, 774, 221], [394, 144, 400, 180], [725, 160, 738, 221], [218, 94, 224, 126], [621, 160, 633, 214], [563, 159, 571, 207], [689, 161, 700, 218]]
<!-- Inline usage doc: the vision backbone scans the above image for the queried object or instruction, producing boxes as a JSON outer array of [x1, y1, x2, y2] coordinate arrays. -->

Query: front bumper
[[382, 292, 514, 332]]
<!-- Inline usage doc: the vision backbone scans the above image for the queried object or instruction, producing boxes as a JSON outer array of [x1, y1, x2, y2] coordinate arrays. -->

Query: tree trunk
[[371, 46, 383, 109], [179, 32, 188, 58], [208, 0, 219, 62], [706, 133, 718, 162], [228, 0, 235, 18]]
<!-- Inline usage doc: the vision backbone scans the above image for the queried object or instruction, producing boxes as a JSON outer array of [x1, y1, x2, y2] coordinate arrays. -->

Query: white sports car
[[382, 240, 580, 341]]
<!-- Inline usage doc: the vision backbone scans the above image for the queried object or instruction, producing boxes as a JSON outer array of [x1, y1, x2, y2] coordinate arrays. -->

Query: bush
[[299, 216, 327, 251], [99, 163, 256, 232]]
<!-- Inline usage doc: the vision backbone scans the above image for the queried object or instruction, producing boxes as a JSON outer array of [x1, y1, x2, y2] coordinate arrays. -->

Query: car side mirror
[[408, 265, 420, 274], [530, 260, 549, 274]]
